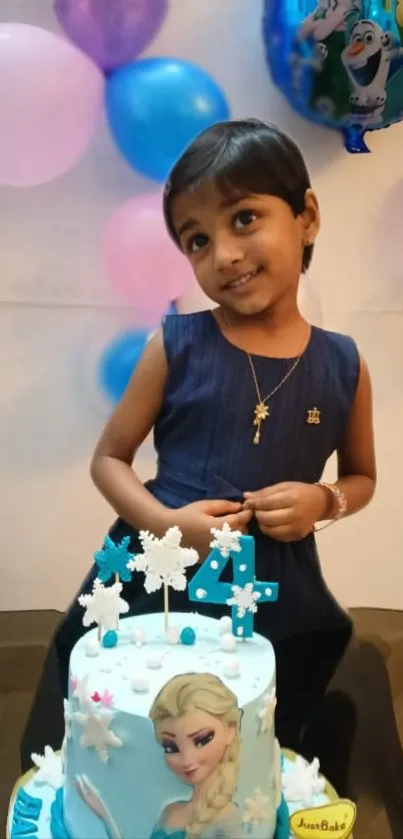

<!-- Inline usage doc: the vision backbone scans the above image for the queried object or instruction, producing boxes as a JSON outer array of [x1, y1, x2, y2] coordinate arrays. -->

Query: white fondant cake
[[64, 612, 279, 839]]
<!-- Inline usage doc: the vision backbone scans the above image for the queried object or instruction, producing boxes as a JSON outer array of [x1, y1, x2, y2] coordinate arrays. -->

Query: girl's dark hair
[[163, 118, 314, 272]]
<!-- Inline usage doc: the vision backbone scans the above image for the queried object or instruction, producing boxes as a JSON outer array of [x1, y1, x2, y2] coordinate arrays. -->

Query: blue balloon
[[98, 303, 177, 405], [106, 57, 230, 181], [263, 0, 403, 152], [98, 329, 149, 405]]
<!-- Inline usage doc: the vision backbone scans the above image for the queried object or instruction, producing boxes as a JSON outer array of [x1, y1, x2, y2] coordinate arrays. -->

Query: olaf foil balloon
[[263, 0, 403, 152]]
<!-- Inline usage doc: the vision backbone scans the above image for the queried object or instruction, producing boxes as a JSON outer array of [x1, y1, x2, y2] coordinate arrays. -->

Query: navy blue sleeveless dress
[[107, 311, 358, 640], [21, 311, 359, 770]]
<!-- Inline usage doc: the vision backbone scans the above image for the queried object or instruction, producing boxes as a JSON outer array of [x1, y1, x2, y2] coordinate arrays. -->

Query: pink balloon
[[101, 193, 193, 311], [0, 24, 104, 187]]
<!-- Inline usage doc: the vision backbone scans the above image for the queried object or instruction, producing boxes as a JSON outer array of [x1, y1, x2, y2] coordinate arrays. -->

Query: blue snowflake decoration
[[94, 535, 134, 584]]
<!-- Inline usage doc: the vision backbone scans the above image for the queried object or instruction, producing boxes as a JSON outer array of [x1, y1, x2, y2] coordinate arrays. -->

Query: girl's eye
[[187, 233, 208, 253], [162, 740, 179, 754], [194, 730, 215, 748], [234, 210, 257, 229]]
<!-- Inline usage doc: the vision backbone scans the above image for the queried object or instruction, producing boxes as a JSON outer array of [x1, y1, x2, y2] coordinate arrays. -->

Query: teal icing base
[[50, 788, 70, 839], [274, 795, 290, 839]]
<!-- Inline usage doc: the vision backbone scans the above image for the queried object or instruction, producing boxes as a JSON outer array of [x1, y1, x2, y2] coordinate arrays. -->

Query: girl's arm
[[90, 330, 171, 536], [243, 353, 376, 540], [333, 354, 376, 515], [91, 330, 251, 547]]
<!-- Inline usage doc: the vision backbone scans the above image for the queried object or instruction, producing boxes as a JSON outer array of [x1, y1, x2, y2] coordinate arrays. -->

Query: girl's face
[[159, 709, 235, 786], [171, 181, 319, 319]]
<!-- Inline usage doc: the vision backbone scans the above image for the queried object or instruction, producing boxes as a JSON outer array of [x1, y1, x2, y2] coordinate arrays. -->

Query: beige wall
[[1, 0, 402, 611]]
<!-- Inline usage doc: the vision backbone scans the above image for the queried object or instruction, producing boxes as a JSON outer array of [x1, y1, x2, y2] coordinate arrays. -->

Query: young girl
[[21, 119, 376, 779]]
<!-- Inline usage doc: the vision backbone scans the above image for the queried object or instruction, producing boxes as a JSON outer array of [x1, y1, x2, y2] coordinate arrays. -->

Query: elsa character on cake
[[148, 673, 244, 839]]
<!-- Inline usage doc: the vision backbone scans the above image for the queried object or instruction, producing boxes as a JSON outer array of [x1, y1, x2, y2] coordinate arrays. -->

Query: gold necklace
[[247, 353, 301, 444]]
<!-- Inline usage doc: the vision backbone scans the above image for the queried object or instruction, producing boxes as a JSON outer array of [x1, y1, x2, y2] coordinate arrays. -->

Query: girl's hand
[[243, 482, 328, 542], [172, 500, 252, 561]]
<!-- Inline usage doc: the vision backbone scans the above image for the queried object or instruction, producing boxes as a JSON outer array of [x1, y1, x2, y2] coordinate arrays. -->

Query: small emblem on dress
[[306, 407, 321, 425]]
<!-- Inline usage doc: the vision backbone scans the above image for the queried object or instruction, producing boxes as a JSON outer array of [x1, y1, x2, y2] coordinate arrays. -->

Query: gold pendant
[[306, 406, 321, 425], [253, 402, 269, 445]]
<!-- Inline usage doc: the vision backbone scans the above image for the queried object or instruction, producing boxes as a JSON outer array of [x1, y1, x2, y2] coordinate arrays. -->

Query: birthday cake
[[7, 526, 356, 839]]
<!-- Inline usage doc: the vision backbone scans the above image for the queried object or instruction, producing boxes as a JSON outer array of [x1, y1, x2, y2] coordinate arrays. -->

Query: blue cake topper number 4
[[188, 525, 278, 638]]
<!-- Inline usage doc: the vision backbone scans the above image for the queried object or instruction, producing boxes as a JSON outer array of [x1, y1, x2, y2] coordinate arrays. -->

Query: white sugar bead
[[195, 588, 207, 599], [131, 627, 146, 647], [131, 674, 149, 693], [165, 626, 180, 645], [222, 656, 240, 678], [84, 640, 100, 658], [146, 653, 163, 670], [218, 616, 232, 635], [220, 632, 237, 653]]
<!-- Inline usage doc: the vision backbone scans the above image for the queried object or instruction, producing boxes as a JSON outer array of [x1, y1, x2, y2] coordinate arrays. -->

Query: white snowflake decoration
[[72, 673, 93, 710], [226, 582, 261, 618], [242, 788, 271, 826], [78, 578, 129, 632], [257, 688, 277, 733], [282, 755, 325, 807], [64, 698, 73, 739], [210, 522, 242, 558], [127, 526, 198, 593], [31, 745, 64, 790], [74, 706, 123, 764]]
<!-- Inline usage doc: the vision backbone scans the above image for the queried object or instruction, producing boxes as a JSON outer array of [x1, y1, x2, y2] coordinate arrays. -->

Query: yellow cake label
[[290, 800, 356, 839]]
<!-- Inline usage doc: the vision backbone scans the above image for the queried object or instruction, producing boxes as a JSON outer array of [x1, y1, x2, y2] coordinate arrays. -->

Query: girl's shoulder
[[313, 325, 358, 357], [163, 310, 215, 324], [162, 309, 215, 337], [312, 326, 360, 382], [162, 310, 218, 365]]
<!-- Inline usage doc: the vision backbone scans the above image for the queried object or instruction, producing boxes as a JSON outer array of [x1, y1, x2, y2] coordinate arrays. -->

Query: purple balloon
[[54, 0, 168, 70]]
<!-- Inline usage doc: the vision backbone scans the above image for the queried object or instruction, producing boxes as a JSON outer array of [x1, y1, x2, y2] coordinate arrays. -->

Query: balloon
[[106, 58, 231, 181], [98, 329, 149, 404], [97, 300, 176, 404], [0, 23, 103, 187], [101, 192, 193, 311], [263, 0, 403, 153], [54, 0, 167, 71]]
